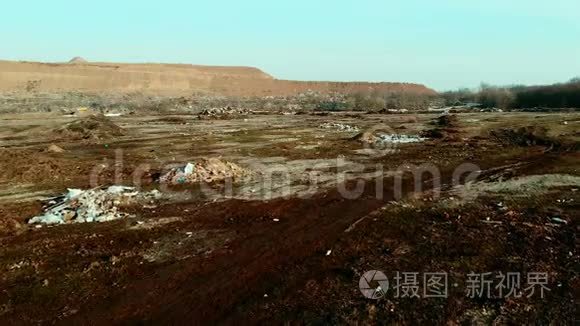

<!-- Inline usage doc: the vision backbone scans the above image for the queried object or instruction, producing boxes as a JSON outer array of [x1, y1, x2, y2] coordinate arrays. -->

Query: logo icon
[[359, 270, 389, 299]]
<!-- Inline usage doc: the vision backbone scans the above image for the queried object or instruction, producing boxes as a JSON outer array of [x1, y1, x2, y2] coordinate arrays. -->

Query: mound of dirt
[[160, 158, 249, 184], [46, 144, 65, 153], [433, 114, 459, 128], [421, 114, 461, 140], [53, 115, 124, 141], [488, 126, 579, 152], [490, 126, 550, 146], [352, 131, 379, 144], [68, 56, 88, 64]]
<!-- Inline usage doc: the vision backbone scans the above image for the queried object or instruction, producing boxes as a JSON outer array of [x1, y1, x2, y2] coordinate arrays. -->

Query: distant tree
[[351, 91, 385, 111], [478, 83, 515, 109], [440, 88, 477, 106]]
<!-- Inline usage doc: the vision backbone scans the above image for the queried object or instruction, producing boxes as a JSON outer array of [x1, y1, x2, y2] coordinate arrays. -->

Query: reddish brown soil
[[0, 148, 576, 324], [0, 60, 436, 96], [0, 113, 578, 324]]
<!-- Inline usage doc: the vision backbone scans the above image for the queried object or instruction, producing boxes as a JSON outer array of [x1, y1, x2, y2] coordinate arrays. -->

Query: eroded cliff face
[[0, 60, 436, 96]]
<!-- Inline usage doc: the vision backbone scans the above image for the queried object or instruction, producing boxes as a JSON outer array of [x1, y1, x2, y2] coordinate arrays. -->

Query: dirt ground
[[0, 111, 578, 324]]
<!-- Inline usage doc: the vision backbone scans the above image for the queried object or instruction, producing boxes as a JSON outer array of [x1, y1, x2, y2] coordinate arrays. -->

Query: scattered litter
[[129, 217, 182, 230], [550, 217, 568, 225], [326, 250, 332, 256], [295, 144, 320, 150], [319, 122, 360, 132], [28, 186, 162, 225], [273, 218, 280, 222], [160, 158, 249, 184], [375, 134, 426, 144], [104, 113, 123, 117], [198, 106, 252, 119], [353, 131, 425, 145], [481, 220, 502, 225]]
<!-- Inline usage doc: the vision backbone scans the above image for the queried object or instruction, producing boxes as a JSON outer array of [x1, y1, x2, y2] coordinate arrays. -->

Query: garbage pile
[[375, 134, 426, 144], [433, 114, 459, 128], [160, 158, 249, 184], [28, 186, 161, 225], [198, 106, 253, 119], [353, 131, 425, 145], [319, 122, 360, 132], [53, 115, 124, 141]]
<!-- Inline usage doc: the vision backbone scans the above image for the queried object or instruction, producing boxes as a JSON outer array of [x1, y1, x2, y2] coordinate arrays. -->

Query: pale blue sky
[[2, 0, 579, 90]]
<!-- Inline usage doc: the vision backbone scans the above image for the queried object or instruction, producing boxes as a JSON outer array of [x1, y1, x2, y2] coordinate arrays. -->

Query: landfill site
[[0, 60, 579, 324]]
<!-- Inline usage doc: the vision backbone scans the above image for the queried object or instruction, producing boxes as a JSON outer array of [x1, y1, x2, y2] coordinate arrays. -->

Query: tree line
[[441, 78, 580, 109]]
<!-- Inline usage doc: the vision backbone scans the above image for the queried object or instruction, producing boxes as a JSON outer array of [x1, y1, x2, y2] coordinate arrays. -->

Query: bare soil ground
[[0, 60, 435, 96], [0, 110, 578, 324]]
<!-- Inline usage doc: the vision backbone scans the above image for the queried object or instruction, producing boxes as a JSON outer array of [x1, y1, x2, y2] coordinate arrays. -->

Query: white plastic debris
[[199, 106, 252, 117], [28, 186, 162, 225], [106, 185, 135, 194], [376, 134, 426, 144], [67, 188, 84, 199], [326, 250, 332, 256], [184, 163, 195, 175], [551, 217, 568, 225], [319, 122, 360, 132]]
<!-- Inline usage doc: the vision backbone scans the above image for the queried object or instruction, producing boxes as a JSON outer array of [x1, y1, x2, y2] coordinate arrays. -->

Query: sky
[[2, 0, 579, 90]]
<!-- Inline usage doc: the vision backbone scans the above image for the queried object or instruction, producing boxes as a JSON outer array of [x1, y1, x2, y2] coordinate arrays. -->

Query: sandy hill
[[68, 56, 88, 64], [0, 59, 435, 96]]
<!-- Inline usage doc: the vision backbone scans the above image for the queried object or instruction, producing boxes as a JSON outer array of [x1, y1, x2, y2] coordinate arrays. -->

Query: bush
[[478, 84, 515, 109]]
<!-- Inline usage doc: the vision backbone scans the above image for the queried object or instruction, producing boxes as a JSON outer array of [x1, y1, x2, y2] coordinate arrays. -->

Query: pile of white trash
[[319, 122, 360, 132], [198, 106, 252, 118], [376, 134, 426, 144], [354, 130, 426, 145], [28, 186, 162, 225]]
